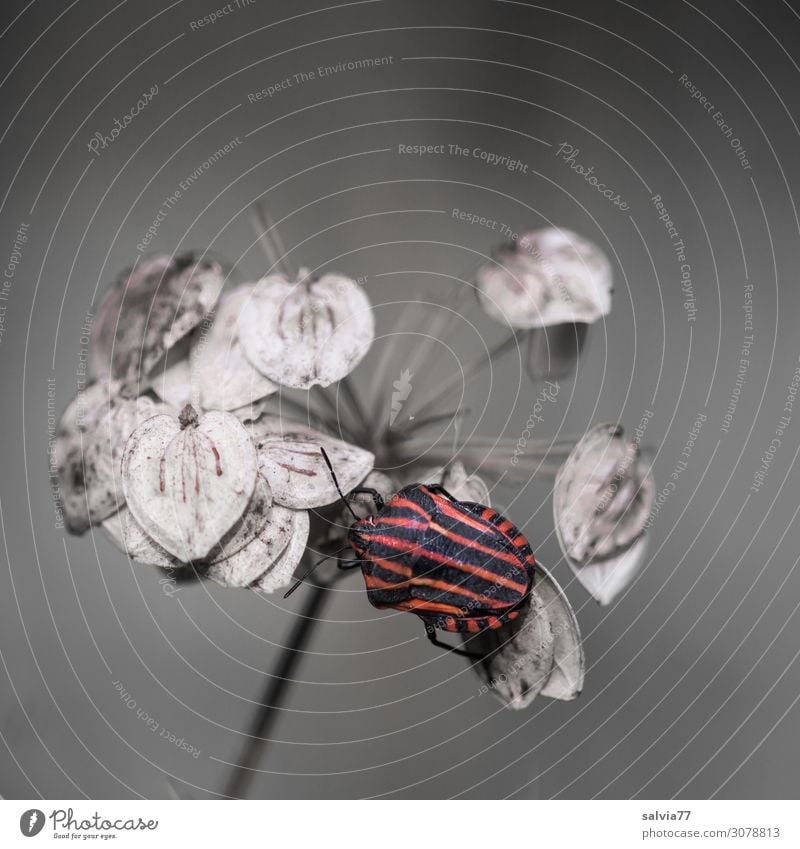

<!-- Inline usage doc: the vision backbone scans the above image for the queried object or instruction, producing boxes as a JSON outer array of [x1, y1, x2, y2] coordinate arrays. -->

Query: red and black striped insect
[[286, 449, 535, 658]]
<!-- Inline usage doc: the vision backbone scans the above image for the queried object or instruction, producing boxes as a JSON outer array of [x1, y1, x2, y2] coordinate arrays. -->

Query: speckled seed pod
[[205, 499, 302, 587], [121, 405, 258, 562], [246, 414, 374, 509], [90, 253, 225, 385], [467, 584, 555, 710], [251, 507, 311, 595], [466, 562, 584, 709], [533, 563, 585, 701], [80, 395, 175, 525], [202, 473, 275, 564], [102, 506, 179, 570], [190, 283, 278, 410], [476, 228, 612, 329], [207, 506, 309, 591], [148, 335, 196, 410], [55, 380, 122, 534], [554, 423, 654, 605], [238, 271, 374, 389]]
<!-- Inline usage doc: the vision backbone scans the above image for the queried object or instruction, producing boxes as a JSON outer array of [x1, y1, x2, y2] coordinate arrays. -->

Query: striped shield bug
[[286, 448, 535, 658]]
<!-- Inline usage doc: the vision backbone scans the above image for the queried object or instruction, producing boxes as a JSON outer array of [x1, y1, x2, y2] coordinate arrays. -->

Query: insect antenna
[[284, 448, 364, 599], [320, 446, 359, 521], [283, 545, 351, 598]]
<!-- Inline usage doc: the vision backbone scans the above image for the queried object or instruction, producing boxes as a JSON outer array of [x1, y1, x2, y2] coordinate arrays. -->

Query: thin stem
[[406, 330, 521, 422], [310, 386, 360, 443], [269, 392, 328, 426], [339, 376, 372, 442], [399, 407, 469, 437], [367, 298, 419, 406], [264, 209, 295, 279], [312, 385, 339, 419], [402, 433, 579, 452], [224, 582, 329, 799], [252, 203, 294, 278], [404, 283, 471, 381], [368, 277, 471, 446], [397, 447, 566, 476], [395, 434, 577, 464], [251, 209, 280, 273]]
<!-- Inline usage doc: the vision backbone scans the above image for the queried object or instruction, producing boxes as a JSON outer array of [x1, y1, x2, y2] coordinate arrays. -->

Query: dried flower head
[[56, 213, 656, 733]]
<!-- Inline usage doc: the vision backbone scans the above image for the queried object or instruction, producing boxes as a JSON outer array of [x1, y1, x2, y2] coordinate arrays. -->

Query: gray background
[[1, 0, 799, 799]]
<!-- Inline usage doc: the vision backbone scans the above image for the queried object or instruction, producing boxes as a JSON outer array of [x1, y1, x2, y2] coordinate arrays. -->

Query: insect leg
[[348, 487, 385, 512], [424, 622, 482, 661]]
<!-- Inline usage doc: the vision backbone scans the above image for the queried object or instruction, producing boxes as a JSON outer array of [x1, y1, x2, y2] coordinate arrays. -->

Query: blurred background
[[1, 0, 799, 799]]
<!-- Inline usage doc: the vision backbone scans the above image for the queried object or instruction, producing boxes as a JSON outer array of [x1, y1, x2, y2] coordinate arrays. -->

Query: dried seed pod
[[534, 563, 585, 701], [205, 502, 304, 588], [554, 423, 654, 605], [251, 508, 310, 594], [246, 414, 374, 509], [570, 535, 649, 608], [230, 396, 273, 423], [148, 336, 197, 410], [55, 380, 122, 534], [121, 405, 258, 561], [467, 587, 555, 710], [190, 283, 278, 410], [102, 507, 178, 570], [476, 228, 612, 329], [421, 461, 491, 505], [56, 379, 122, 439], [90, 253, 225, 384], [238, 271, 374, 389], [205, 474, 274, 565], [81, 396, 174, 525]]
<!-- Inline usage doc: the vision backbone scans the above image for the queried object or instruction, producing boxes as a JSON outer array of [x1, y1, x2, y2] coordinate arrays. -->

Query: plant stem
[[224, 582, 329, 799], [339, 376, 372, 442], [311, 386, 360, 442], [266, 392, 329, 429], [252, 203, 294, 278], [406, 330, 521, 422]]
